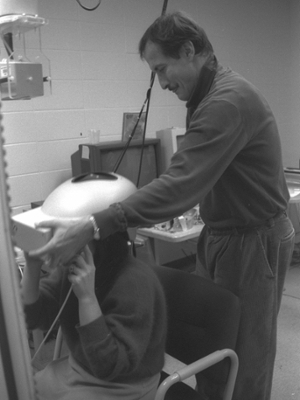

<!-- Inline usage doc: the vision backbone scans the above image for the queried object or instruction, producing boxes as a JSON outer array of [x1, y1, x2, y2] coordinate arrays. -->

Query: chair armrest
[[155, 349, 238, 400]]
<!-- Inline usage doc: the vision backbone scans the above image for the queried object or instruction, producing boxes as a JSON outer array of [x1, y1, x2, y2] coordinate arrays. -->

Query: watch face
[[90, 216, 100, 240]]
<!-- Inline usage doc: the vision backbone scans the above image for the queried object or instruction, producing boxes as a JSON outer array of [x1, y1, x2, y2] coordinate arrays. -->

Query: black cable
[[134, 0, 169, 186], [75, 0, 101, 11], [31, 285, 73, 363], [113, 0, 169, 186], [161, 0, 169, 15], [3, 33, 14, 60], [136, 72, 155, 187], [113, 73, 155, 176]]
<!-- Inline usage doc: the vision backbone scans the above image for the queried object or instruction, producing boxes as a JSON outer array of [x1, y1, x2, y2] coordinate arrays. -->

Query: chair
[[152, 265, 240, 400], [53, 265, 240, 400]]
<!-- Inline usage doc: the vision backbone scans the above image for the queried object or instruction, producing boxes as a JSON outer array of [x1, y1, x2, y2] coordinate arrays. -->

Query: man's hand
[[28, 216, 94, 267]]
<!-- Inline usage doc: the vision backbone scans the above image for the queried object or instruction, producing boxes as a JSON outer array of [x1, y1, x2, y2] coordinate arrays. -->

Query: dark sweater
[[94, 62, 289, 236], [24, 255, 167, 383]]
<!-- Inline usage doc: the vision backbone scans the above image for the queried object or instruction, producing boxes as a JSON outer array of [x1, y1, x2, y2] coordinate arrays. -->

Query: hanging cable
[[75, 0, 102, 11], [161, 0, 169, 15], [114, 0, 169, 186], [113, 73, 155, 176], [134, 0, 169, 186], [31, 284, 73, 363], [136, 72, 155, 187], [2, 33, 14, 60]]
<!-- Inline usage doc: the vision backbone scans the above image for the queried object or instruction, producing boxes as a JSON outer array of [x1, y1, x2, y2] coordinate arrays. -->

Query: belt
[[207, 211, 287, 235]]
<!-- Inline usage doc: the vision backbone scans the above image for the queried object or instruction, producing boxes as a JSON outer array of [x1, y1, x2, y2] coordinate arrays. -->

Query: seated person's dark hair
[[92, 231, 131, 301]]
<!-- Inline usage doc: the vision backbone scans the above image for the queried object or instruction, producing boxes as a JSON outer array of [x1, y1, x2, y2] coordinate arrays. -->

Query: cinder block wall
[[0, 0, 295, 214], [289, 0, 300, 168]]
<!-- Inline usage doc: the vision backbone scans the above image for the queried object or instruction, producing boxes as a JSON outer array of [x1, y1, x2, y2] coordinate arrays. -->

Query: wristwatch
[[89, 215, 100, 240]]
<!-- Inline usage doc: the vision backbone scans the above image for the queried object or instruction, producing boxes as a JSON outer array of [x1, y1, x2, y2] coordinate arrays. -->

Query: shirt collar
[[186, 56, 218, 110]]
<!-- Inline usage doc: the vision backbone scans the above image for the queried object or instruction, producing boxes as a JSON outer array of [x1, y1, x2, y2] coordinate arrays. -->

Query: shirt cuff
[[94, 203, 127, 239], [76, 315, 111, 344]]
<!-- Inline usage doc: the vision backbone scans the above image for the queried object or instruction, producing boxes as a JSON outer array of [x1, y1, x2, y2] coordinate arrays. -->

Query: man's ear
[[180, 41, 195, 59]]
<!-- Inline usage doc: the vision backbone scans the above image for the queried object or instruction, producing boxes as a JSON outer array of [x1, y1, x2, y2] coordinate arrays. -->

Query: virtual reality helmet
[[12, 172, 137, 251]]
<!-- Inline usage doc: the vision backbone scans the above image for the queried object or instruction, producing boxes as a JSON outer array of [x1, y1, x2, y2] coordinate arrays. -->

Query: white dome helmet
[[12, 172, 137, 251], [41, 172, 137, 218]]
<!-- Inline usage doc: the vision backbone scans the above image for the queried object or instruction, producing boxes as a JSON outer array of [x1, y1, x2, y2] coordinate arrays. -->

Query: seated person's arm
[[74, 255, 167, 381]]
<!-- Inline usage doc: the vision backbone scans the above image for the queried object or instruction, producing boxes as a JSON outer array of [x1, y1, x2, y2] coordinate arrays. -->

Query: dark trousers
[[196, 213, 295, 400]]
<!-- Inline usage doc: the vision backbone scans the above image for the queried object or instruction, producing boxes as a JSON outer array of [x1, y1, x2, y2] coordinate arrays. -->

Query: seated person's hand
[[68, 246, 96, 302], [68, 245, 102, 326]]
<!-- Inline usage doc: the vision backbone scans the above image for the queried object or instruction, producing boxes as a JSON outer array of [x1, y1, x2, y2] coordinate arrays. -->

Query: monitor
[[71, 138, 161, 189], [156, 127, 185, 172]]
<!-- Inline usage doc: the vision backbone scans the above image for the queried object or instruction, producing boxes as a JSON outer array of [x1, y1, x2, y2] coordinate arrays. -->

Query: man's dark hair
[[139, 11, 214, 59]]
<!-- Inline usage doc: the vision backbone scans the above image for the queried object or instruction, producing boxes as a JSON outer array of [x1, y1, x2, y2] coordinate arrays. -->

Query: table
[[285, 170, 300, 242], [137, 223, 204, 265]]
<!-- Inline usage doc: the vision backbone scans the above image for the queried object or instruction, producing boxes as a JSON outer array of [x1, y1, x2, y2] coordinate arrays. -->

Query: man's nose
[[158, 75, 168, 90]]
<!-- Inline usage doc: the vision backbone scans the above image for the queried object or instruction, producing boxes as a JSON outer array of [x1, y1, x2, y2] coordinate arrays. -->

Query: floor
[[271, 262, 300, 399], [30, 244, 300, 399]]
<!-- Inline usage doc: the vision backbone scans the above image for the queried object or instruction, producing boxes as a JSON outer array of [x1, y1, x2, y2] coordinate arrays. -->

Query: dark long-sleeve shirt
[[24, 255, 167, 383], [94, 62, 289, 237]]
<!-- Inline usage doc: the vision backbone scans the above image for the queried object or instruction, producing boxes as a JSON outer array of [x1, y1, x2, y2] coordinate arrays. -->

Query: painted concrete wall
[[0, 0, 295, 213]]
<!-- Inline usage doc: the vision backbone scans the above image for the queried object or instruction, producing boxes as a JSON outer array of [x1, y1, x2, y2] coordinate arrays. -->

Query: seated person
[[21, 229, 167, 400]]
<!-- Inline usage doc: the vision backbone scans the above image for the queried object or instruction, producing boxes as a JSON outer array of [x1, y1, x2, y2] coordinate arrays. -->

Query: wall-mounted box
[[0, 61, 44, 100]]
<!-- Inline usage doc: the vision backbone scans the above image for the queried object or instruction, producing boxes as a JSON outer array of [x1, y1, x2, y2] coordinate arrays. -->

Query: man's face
[[143, 41, 199, 101]]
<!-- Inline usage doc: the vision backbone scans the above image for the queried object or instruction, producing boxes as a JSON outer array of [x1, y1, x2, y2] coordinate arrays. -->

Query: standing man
[[30, 11, 294, 400]]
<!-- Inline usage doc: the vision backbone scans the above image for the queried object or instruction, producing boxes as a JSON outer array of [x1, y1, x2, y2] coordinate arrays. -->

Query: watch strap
[[89, 215, 100, 240]]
